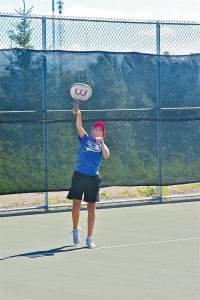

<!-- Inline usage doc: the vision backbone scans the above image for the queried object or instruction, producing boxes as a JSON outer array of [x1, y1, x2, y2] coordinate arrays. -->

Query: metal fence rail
[[0, 14, 200, 213]]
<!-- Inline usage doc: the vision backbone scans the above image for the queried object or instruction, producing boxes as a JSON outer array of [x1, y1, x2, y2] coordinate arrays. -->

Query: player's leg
[[71, 199, 82, 245], [72, 199, 81, 229], [87, 202, 96, 237], [86, 202, 96, 249]]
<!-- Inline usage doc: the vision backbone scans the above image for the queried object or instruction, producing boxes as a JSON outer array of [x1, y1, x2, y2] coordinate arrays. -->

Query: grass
[[136, 186, 157, 198]]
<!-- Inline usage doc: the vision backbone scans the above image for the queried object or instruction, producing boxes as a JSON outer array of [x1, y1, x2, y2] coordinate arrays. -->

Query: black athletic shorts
[[67, 171, 102, 203]]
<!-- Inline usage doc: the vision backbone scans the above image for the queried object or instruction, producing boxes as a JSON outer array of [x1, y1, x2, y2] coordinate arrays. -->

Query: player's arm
[[101, 141, 110, 159], [96, 137, 110, 159], [73, 108, 86, 138]]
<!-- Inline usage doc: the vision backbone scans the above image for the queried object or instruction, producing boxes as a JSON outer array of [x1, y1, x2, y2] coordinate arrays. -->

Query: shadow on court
[[0, 245, 87, 260]]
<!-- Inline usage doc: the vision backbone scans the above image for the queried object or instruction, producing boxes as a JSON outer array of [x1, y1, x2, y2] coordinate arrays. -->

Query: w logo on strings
[[70, 83, 92, 101]]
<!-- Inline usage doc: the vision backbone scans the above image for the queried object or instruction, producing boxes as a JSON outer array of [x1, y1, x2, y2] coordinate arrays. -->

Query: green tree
[[8, 0, 33, 49], [163, 51, 170, 55]]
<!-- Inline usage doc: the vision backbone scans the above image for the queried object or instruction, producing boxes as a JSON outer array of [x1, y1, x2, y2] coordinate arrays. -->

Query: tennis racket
[[70, 83, 92, 110]]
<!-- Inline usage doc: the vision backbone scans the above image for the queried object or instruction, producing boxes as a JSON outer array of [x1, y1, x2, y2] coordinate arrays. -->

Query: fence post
[[156, 22, 163, 202], [42, 16, 49, 210]]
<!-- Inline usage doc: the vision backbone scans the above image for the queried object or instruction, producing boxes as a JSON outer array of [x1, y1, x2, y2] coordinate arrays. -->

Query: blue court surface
[[1, 201, 200, 300]]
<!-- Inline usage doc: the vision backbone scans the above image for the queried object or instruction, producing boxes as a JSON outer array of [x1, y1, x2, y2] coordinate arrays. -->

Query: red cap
[[93, 121, 106, 138]]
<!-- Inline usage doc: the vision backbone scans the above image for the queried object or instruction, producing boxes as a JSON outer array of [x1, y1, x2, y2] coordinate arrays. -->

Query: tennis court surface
[[1, 201, 200, 300]]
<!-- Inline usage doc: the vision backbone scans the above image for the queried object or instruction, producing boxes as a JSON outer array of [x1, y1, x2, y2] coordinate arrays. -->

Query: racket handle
[[73, 100, 82, 111]]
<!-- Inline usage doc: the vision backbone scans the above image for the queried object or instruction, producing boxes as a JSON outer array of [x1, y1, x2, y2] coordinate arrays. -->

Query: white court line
[[95, 237, 200, 250]]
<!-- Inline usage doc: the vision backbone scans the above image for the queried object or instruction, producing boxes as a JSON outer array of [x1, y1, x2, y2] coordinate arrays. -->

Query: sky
[[0, 0, 200, 22]]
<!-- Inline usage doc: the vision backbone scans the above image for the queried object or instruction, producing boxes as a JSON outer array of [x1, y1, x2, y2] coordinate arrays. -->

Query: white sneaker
[[86, 237, 96, 249], [72, 228, 81, 246]]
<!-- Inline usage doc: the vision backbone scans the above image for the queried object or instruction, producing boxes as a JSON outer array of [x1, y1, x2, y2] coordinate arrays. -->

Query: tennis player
[[67, 108, 110, 249]]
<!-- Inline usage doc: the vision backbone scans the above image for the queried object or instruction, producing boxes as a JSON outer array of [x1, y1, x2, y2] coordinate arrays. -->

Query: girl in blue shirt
[[67, 109, 109, 248]]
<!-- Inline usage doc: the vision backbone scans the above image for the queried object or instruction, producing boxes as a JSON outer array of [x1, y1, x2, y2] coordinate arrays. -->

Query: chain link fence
[[0, 14, 200, 213], [0, 14, 199, 53]]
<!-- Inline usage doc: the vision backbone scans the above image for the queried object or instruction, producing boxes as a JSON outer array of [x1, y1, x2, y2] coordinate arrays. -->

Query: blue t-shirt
[[75, 134, 102, 176]]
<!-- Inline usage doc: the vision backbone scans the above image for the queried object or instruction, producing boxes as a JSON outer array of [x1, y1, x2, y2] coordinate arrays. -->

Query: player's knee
[[87, 202, 96, 212], [73, 200, 81, 208]]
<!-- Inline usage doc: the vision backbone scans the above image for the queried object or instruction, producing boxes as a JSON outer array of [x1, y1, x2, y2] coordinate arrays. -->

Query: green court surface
[[0, 202, 200, 300]]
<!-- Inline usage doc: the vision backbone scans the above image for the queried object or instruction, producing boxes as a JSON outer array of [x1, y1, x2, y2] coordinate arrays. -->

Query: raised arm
[[73, 108, 86, 138]]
